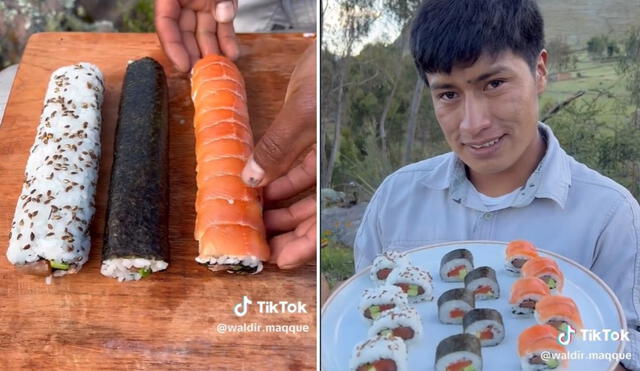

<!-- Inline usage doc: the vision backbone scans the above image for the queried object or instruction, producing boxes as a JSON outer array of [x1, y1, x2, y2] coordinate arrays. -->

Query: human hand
[[240, 40, 317, 269], [155, 0, 239, 72]]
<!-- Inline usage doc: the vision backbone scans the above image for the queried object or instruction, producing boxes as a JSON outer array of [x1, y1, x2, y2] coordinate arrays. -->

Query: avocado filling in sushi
[[394, 283, 425, 297], [541, 276, 557, 289], [529, 355, 559, 368], [356, 359, 397, 371], [447, 265, 468, 279], [49, 260, 69, 270], [365, 304, 395, 320]]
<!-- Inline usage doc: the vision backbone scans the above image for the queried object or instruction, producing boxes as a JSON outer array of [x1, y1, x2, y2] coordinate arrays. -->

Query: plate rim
[[321, 240, 627, 370]]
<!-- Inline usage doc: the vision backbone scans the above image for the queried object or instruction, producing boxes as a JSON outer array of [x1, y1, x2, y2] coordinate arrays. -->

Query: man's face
[[426, 50, 547, 177]]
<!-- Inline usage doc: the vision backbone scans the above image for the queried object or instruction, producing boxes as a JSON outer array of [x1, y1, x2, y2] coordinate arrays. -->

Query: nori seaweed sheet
[[435, 333, 482, 362], [462, 308, 504, 330], [102, 57, 169, 261]]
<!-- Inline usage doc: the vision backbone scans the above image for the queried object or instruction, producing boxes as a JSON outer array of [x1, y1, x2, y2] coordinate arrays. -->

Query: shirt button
[[483, 213, 492, 220]]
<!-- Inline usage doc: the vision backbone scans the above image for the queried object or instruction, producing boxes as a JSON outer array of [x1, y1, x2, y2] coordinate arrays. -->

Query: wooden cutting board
[[0, 32, 316, 370]]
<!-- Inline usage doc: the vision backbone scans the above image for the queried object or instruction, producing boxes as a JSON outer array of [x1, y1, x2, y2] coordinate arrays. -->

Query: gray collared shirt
[[354, 123, 640, 369]]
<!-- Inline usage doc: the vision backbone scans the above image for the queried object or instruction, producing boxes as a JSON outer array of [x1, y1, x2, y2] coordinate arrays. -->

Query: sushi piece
[[505, 240, 539, 275], [386, 264, 434, 303], [100, 58, 169, 281], [509, 277, 550, 317], [464, 266, 500, 300], [438, 288, 475, 324], [368, 306, 423, 345], [435, 333, 482, 371], [370, 250, 410, 285], [6, 63, 104, 282], [522, 257, 564, 293], [440, 248, 473, 282], [535, 295, 583, 332], [359, 285, 410, 321], [349, 334, 408, 371], [191, 54, 270, 273], [518, 324, 567, 370], [463, 309, 505, 347]]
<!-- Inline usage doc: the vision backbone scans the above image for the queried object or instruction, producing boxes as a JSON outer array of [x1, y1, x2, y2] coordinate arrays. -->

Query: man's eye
[[439, 92, 457, 100], [487, 80, 504, 89]]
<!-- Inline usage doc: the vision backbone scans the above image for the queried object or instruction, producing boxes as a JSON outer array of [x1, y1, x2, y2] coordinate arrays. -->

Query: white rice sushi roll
[[464, 266, 500, 300], [438, 288, 475, 324], [349, 334, 408, 371], [435, 334, 483, 371], [440, 248, 474, 282], [6, 63, 104, 282], [368, 306, 423, 345], [463, 309, 505, 347], [369, 250, 410, 286], [359, 285, 410, 321], [386, 264, 433, 303]]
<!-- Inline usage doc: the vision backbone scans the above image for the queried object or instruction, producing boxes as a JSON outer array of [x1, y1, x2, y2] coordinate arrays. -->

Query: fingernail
[[242, 157, 264, 187], [215, 1, 236, 23]]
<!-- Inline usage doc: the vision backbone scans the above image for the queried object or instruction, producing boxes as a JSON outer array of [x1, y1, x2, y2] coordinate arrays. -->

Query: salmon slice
[[195, 138, 252, 162], [198, 225, 270, 261], [191, 54, 270, 272], [195, 199, 264, 240], [518, 324, 561, 356], [509, 277, 551, 304], [522, 257, 564, 291], [506, 240, 539, 258], [536, 296, 583, 330]]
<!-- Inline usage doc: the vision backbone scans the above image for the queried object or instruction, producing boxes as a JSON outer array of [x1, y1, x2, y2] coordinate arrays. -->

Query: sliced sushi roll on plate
[[368, 306, 423, 345], [464, 266, 500, 300], [359, 285, 410, 321], [369, 250, 410, 285], [435, 333, 482, 371], [505, 240, 539, 275], [6, 62, 104, 282], [349, 334, 408, 371], [438, 288, 475, 324], [509, 277, 550, 317], [440, 248, 473, 282], [522, 257, 564, 293], [387, 264, 434, 303], [535, 295, 583, 332], [518, 324, 567, 370], [463, 309, 505, 347]]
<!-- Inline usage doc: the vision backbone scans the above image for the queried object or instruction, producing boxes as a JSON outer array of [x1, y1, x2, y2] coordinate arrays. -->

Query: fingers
[[213, 0, 237, 23], [216, 19, 240, 60], [179, 9, 201, 70], [195, 11, 221, 56], [264, 195, 316, 232], [264, 146, 316, 202], [269, 215, 317, 269], [155, 0, 191, 72]]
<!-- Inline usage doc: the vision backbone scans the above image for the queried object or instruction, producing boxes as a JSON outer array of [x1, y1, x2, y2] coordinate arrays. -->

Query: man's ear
[[536, 49, 548, 95]]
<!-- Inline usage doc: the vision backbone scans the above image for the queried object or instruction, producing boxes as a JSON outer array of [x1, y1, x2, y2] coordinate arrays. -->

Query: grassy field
[[320, 245, 355, 290]]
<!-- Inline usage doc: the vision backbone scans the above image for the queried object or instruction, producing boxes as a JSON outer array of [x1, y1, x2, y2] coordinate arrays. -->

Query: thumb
[[241, 85, 316, 188]]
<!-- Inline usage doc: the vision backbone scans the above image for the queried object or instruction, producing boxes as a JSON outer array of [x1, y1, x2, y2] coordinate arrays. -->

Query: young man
[[353, 0, 639, 369]]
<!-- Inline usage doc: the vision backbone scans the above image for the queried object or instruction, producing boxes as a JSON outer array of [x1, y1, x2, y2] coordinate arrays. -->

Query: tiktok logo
[[558, 324, 576, 346], [233, 295, 253, 317]]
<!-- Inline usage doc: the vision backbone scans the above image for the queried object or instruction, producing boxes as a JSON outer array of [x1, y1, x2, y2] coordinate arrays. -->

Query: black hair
[[410, 0, 544, 81]]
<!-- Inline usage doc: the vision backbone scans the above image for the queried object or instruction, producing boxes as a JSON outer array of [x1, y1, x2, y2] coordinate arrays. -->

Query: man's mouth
[[467, 135, 504, 150]]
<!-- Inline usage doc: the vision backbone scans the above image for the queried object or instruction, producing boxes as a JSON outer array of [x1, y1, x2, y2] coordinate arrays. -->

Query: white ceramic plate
[[321, 241, 627, 371]]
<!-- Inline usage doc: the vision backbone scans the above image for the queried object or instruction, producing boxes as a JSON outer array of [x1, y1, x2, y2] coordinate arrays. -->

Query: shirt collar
[[419, 122, 572, 209]]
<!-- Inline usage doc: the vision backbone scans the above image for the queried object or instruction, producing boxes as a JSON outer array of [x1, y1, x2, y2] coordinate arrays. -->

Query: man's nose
[[460, 95, 491, 136]]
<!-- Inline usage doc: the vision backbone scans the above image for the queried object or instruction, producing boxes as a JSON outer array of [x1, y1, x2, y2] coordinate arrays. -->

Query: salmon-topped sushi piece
[[509, 277, 551, 317], [522, 256, 564, 293], [535, 295, 583, 332], [505, 240, 539, 275]]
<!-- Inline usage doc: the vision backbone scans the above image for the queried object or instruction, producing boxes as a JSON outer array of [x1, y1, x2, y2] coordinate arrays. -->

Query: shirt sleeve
[[353, 182, 386, 273], [590, 194, 640, 370]]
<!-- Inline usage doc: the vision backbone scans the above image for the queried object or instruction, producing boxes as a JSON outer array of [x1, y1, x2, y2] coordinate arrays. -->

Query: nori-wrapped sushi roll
[[463, 309, 505, 347], [465, 266, 500, 300], [100, 57, 169, 281], [438, 288, 475, 324], [435, 334, 482, 371], [440, 248, 474, 282]]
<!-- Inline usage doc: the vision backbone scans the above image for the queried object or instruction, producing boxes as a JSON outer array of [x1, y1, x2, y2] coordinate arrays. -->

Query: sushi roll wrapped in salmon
[[522, 257, 564, 293], [440, 248, 474, 282], [535, 295, 583, 332], [349, 334, 408, 371], [359, 285, 410, 321], [464, 266, 500, 300], [505, 240, 539, 275], [387, 264, 434, 303], [368, 306, 423, 345], [463, 309, 505, 347], [510, 277, 550, 317], [438, 288, 475, 324], [435, 334, 482, 371], [370, 250, 410, 285], [518, 324, 567, 370]]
